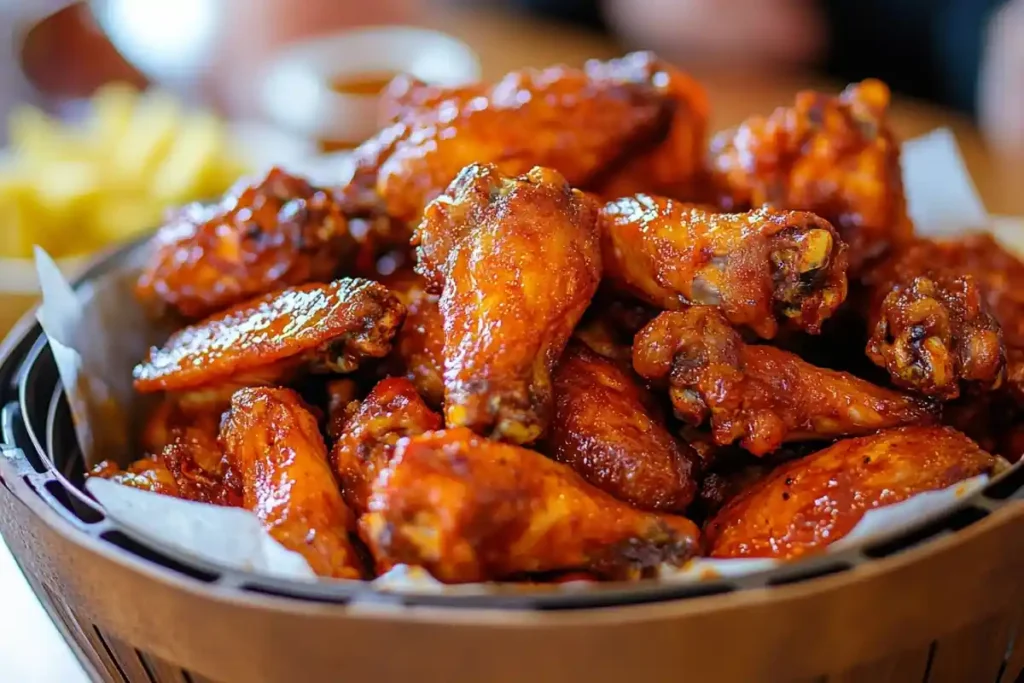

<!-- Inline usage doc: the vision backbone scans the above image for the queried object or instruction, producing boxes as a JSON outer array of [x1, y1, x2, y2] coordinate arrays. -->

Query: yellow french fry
[[149, 112, 227, 204], [85, 193, 167, 245], [3, 86, 246, 258], [89, 83, 140, 151], [8, 106, 73, 165], [109, 90, 182, 181], [0, 175, 36, 258]]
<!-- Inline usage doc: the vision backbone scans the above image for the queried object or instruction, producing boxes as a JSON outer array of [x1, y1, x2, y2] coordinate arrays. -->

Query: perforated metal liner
[[1, 239, 1022, 683]]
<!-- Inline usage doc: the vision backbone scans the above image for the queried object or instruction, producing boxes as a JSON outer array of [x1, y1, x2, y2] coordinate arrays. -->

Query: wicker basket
[[0, 242, 1022, 683]]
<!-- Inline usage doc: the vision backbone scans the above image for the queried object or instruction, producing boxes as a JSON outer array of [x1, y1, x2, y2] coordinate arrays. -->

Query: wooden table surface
[[0, 7, 1022, 682]]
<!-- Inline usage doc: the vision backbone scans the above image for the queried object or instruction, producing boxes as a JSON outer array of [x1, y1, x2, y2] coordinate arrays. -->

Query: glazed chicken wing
[[633, 308, 938, 455], [599, 197, 848, 338], [545, 342, 701, 512], [137, 168, 354, 319], [903, 233, 1024, 397], [221, 387, 363, 579], [133, 279, 404, 394], [331, 377, 442, 515], [380, 269, 446, 409], [141, 399, 241, 506], [93, 399, 241, 506], [705, 426, 997, 559], [864, 239, 1005, 400], [415, 163, 602, 444], [347, 51, 707, 223], [708, 80, 912, 275], [360, 428, 700, 582], [89, 458, 182, 498]]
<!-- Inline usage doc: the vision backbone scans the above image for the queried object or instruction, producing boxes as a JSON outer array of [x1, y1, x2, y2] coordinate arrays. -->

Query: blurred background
[[0, 0, 1021, 275], [2, 0, 1021, 132]]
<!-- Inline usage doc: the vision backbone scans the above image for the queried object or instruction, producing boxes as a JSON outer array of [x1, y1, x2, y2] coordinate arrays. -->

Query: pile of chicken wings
[[93, 53, 1017, 583]]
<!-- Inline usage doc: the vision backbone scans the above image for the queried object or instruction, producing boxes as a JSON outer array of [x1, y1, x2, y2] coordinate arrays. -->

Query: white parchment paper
[[31, 128, 1011, 590]]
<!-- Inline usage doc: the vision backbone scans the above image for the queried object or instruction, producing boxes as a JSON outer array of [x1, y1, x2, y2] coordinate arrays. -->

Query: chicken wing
[[599, 197, 848, 339], [381, 270, 446, 409], [89, 457, 182, 498], [137, 168, 354, 319], [705, 426, 997, 559], [347, 51, 707, 223], [633, 308, 938, 455], [708, 80, 912, 275], [134, 279, 404, 394], [586, 57, 708, 200], [331, 377, 442, 515], [903, 233, 1024, 397], [864, 239, 1005, 400], [415, 163, 602, 444], [360, 428, 700, 582], [221, 387, 363, 579], [545, 342, 700, 512], [138, 398, 241, 506]]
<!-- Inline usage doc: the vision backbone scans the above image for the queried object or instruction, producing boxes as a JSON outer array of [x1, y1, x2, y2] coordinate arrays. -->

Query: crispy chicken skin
[[415, 164, 602, 444], [599, 197, 848, 338], [221, 387, 363, 579], [331, 378, 442, 515], [708, 80, 912, 275], [134, 279, 405, 394], [864, 239, 1005, 400], [705, 426, 997, 559], [360, 428, 700, 582], [634, 309, 938, 455], [545, 343, 701, 512], [348, 51, 707, 222], [381, 270, 446, 409], [137, 168, 354, 319]]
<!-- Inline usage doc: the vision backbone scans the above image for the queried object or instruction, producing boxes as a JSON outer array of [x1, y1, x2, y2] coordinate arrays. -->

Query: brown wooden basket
[[0, 243, 1021, 683]]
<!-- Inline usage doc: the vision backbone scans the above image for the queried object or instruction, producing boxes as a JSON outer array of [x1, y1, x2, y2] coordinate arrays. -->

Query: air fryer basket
[[1, 239, 1022, 683]]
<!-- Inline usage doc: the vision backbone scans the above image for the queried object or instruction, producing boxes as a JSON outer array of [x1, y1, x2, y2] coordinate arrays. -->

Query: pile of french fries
[[0, 85, 248, 259]]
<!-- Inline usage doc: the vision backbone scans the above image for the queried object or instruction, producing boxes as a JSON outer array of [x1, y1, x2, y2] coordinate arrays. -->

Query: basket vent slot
[[985, 464, 1024, 501], [39, 582, 112, 681], [863, 506, 988, 559], [531, 582, 735, 611], [240, 582, 345, 603], [100, 632, 161, 682], [921, 641, 938, 682], [92, 626, 131, 683], [99, 530, 220, 583], [136, 650, 202, 683], [766, 561, 850, 587], [41, 479, 105, 524]]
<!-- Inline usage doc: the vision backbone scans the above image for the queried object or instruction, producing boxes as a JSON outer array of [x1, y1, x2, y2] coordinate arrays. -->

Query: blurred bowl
[[259, 26, 480, 146]]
